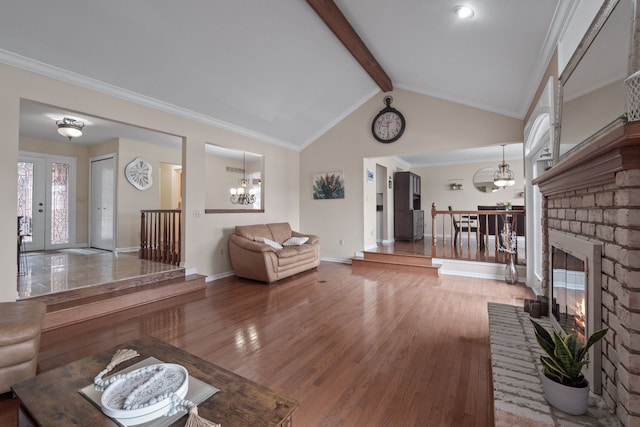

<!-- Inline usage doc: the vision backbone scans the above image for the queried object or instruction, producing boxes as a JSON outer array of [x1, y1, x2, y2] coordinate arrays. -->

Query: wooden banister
[[140, 210, 181, 266], [431, 203, 526, 263]]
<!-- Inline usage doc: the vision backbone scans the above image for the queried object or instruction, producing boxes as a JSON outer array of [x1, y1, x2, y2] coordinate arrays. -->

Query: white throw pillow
[[283, 236, 309, 246], [257, 237, 283, 250]]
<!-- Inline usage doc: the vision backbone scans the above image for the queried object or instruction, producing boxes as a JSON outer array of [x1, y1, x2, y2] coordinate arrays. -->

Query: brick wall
[[543, 169, 640, 426]]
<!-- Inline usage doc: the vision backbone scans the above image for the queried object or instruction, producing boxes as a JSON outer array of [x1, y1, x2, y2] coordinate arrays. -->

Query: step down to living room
[[351, 251, 440, 276], [27, 270, 206, 331]]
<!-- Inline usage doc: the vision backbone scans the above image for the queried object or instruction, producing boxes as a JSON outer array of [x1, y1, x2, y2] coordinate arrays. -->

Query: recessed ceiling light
[[454, 5, 474, 19]]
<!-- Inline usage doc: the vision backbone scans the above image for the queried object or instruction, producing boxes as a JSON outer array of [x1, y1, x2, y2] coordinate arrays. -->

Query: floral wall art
[[313, 171, 345, 199]]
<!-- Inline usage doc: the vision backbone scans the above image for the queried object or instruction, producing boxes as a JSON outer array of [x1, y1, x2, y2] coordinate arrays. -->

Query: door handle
[[38, 209, 43, 213]]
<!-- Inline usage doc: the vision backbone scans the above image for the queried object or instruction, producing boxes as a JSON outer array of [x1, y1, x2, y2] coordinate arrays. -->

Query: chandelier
[[230, 153, 257, 205], [493, 144, 515, 187], [56, 117, 84, 140]]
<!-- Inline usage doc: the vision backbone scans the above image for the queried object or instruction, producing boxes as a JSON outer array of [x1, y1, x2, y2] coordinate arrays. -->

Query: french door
[[17, 153, 76, 251]]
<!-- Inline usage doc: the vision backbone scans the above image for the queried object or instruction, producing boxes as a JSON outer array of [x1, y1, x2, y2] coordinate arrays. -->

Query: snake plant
[[531, 319, 608, 388]]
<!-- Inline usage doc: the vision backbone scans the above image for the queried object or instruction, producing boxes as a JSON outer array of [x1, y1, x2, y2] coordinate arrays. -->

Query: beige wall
[[116, 138, 182, 250], [0, 63, 300, 301], [301, 88, 524, 261]]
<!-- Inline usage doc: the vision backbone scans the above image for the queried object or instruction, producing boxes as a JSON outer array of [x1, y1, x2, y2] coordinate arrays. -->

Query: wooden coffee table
[[12, 335, 298, 427]]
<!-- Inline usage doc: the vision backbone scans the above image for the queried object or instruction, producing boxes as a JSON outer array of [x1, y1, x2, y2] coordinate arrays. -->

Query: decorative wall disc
[[125, 157, 153, 190]]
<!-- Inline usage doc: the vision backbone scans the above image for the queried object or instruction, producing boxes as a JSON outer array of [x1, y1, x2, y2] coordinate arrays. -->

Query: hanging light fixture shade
[[493, 144, 515, 187], [56, 117, 84, 140], [230, 153, 256, 205]]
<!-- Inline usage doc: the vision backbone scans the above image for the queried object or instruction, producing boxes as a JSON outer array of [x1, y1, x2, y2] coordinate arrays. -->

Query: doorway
[[90, 155, 116, 251], [17, 153, 76, 251], [375, 164, 388, 243], [524, 78, 554, 295]]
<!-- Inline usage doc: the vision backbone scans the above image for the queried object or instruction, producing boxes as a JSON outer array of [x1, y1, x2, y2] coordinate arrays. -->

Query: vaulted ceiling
[[1, 0, 568, 152]]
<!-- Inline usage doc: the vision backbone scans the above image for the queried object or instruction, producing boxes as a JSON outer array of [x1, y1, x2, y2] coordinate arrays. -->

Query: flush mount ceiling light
[[494, 144, 515, 187], [454, 5, 474, 19], [56, 117, 84, 140]]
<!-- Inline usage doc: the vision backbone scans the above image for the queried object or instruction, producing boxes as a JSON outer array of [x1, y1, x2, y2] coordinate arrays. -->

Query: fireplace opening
[[551, 247, 586, 341], [548, 230, 603, 393]]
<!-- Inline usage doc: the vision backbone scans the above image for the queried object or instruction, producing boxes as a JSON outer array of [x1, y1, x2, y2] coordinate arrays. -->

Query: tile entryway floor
[[17, 249, 181, 299]]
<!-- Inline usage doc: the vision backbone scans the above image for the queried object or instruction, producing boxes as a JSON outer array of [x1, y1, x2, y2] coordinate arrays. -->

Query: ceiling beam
[[306, 0, 393, 92]]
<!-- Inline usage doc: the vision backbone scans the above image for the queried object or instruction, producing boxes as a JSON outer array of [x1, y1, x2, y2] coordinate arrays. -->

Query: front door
[[18, 153, 76, 251]]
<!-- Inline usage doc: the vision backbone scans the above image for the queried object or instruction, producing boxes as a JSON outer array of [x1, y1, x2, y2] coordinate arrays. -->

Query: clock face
[[373, 111, 405, 142], [125, 157, 153, 190]]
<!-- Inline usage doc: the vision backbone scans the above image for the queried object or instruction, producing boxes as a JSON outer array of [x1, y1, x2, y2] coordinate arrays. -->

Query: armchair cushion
[[258, 237, 283, 250], [283, 236, 309, 246]]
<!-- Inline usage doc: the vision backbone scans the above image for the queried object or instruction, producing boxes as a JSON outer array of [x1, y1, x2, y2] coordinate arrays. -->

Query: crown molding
[[520, 0, 578, 117], [0, 49, 300, 152]]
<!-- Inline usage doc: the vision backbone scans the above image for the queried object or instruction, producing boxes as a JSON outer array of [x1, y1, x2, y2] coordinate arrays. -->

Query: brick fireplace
[[535, 121, 640, 426]]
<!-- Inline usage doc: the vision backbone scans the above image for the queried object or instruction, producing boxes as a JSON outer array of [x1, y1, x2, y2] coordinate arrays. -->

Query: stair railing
[[431, 203, 526, 263], [140, 210, 181, 265]]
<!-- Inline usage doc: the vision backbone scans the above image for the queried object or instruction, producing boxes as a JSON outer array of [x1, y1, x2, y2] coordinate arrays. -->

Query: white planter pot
[[541, 375, 589, 415]]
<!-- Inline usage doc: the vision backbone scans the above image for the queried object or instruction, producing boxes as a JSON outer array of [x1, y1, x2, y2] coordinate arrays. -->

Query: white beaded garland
[[93, 349, 220, 427]]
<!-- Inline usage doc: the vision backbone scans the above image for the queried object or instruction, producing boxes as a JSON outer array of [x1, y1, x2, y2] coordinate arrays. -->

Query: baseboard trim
[[206, 271, 235, 282], [321, 257, 351, 264]]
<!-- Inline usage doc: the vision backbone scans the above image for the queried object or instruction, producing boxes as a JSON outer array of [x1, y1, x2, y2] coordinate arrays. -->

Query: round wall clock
[[371, 96, 406, 143], [125, 157, 153, 190]]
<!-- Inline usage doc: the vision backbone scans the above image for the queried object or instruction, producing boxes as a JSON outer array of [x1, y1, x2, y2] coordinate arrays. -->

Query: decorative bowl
[[100, 363, 189, 425]]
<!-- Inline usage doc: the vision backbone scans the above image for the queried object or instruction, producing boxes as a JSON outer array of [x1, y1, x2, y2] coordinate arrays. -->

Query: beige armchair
[[0, 300, 46, 393]]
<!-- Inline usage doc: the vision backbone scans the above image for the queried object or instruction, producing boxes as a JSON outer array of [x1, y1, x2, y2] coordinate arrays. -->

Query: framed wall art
[[313, 171, 345, 199]]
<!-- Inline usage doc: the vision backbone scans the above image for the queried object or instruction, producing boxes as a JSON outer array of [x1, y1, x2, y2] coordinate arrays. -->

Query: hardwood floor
[[0, 262, 534, 426], [376, 239, 527, 265]]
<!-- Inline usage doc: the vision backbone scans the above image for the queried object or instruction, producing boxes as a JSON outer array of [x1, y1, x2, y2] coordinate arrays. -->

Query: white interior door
[[90, 156, 115, 251]]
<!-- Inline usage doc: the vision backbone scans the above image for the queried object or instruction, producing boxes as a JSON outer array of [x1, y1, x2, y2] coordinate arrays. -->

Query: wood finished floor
[[374, 239, 526, 265], [1, 262, 534, 426]]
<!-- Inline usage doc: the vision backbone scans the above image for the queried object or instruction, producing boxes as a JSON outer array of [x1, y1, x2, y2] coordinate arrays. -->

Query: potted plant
[[530, 320, 608, 415]]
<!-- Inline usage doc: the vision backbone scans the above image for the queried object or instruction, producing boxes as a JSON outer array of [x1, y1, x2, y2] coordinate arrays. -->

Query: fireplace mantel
[[534, 120, 640, 196]]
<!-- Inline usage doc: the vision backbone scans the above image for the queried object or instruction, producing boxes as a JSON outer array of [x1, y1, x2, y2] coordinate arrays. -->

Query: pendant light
[[230, 153, 257, 205], [493, 144, 515, 187]]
